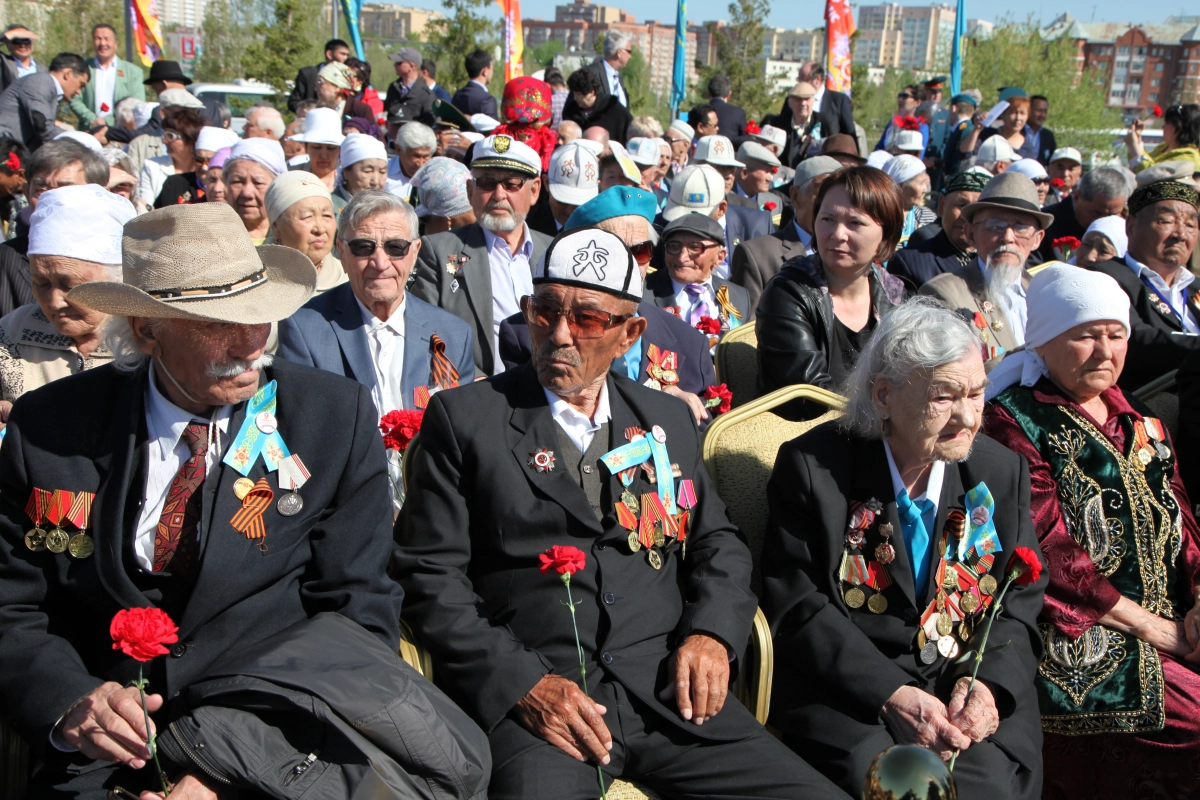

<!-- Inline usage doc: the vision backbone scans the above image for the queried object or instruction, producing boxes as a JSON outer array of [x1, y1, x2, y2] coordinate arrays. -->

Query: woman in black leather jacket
[[755, 165, 907, 410]]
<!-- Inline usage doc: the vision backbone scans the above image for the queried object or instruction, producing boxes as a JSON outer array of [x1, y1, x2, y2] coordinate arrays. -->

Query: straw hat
[[67, 204, 317, 324]]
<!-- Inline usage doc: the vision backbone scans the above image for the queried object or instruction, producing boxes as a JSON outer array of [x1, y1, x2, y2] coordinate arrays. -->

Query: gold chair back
[[714, 324, 758, 409]]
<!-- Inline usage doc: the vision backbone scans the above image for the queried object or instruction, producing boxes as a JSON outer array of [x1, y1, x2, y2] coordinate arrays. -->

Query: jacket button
[[170, 643, 187, 658], [596, 544, 606, 551], [602, 651, 613, 664], [604, 592, 615, 604], [903, 608, 918, 623]]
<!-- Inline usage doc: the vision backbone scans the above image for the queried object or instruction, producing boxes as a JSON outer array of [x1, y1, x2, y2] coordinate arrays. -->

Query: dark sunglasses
[[473, 175, 532, 192], [629, 239, 653, 265], [1031, 177, 1050, 185], [8, 38, 32, 47], [347, 238, 413, 258], [524, 296, 633, 338], [897, 93, 914, 100]]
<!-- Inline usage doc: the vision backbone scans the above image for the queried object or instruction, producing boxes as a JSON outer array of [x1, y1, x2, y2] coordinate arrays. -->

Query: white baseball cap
[[667, 119, 695, 141], [626, 137, 661, 167], [892, 130, 924, 153], [978, 136, 1016, 165], [752, 125, 787, 151], [1049, 146, 1082, 166], [663, 164, 726, 221], [693, 135, 743, 167], [548, 142, 600, 205]]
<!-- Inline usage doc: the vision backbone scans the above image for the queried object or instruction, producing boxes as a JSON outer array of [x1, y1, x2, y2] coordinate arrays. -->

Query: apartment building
[[855, 3, 956, 70]]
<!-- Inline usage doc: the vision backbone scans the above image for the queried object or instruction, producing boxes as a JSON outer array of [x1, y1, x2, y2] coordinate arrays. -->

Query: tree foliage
[[848, 63, 916, 146], [38, 0, 125, 59], [241, 0, 324, 93], [423, 0, 500, 93], [693, 0, 782, 122]]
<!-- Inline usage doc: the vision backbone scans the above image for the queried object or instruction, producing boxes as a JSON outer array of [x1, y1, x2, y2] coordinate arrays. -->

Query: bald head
[[558, 120, 582, 146]]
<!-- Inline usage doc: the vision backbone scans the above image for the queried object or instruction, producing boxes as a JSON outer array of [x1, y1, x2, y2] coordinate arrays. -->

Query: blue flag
[[949, 0, 966, 96], [341, 0, 366, 60], [670, 0, 687, 119]]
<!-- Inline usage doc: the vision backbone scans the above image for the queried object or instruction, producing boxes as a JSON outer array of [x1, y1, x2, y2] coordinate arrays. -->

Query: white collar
[[882, 438, 946, 507], [543, 381, 611, 454], [145, 361, 232, 463], [356, 293, 406, 331], [1125, 252, 1194, 292], [95, 57, 117, 70], [482, 223, 533, 256], [50, 74, 64, 99], [603, 60, 620, 80], [717, 213, 727, 231], [812, 84, 825, 103], [671, 276, 715, 297]]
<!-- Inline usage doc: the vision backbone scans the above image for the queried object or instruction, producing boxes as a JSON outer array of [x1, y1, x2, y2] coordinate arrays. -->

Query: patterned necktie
[[896, 489, 937, 595], [153, 422, 209, 581], [428, 333, 460, 390], [686, 284, 715, 326]]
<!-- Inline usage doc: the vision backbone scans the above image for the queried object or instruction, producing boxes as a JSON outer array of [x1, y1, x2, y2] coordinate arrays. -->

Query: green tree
[[423, 0, 499, 93], [242, 0, 324, 93], [693, 0, 781, 122], [524, 39, 564, 73], [39, 0, 125, 60], [195, 0, 258, 83], [847, 63, 914, 146]]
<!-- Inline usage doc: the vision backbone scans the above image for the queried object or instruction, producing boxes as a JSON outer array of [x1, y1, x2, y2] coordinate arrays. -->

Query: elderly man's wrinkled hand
[[514, 674, 612, 765], [59, 681, 161, 768], [664, 634, 730, 724], [881, 685, 972, 760], [138, 773, 221, 799], [946, 677, 1000, 742], [662, 385, 709, 425]]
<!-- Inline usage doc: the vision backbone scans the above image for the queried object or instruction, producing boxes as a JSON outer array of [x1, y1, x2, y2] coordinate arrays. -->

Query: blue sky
[[384, 0, 1190, 33]]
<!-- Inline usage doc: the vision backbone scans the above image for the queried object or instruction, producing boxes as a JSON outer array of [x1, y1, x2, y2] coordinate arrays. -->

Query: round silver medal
[[277, 492, 304, 517], [920, 641, 938, 664]]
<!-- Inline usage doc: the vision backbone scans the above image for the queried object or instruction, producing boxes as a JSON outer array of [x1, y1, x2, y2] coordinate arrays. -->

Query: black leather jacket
[[755, 254, 906, 410]]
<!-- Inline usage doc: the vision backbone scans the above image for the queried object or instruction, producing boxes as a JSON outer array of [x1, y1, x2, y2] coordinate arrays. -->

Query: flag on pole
[[824, 0, 855, 96], [127, 0, 164, 67], [341, 0, 366, 60], [670, 0, 687, 119], [494, 0, 524, 82], [949, 0, 966, 96]]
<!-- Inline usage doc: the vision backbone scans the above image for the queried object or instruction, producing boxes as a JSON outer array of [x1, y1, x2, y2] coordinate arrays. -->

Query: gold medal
[[67, 533, 94, 559], [844, 587, 865, 608], [654, 527, 666, 548], [936, 612, 953, 636], [938, 635, 959, 659], [868, 592, 888, 614], [24, 527, 46, 551], [960, 592, 979, 615], [979, 575, 998, 595], [917, 629, 927, 649], [621, 491, 639, 513], [233, 477, 255, 500], [647, 549, 663, 570], [46, 527, 69, 554], [627, 530, 642, 552], [1137, 447, 1154, 467], [661, 369, 678, 385], [960, 616, 973, 642], [943, 570, 959, 591]]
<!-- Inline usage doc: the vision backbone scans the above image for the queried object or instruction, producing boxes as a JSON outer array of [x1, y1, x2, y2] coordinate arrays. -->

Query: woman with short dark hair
[[756, 165, 907, 415], [1127, 103, 1200, 175]]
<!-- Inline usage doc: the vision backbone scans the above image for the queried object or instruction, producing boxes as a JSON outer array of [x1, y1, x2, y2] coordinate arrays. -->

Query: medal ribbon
[[1144, 417, 1166, 441], [1133, 420, 1152, 453], [230, 478, 273, 540], [676, 479, 697, 510], [675, 510, 689, 542], [647, 437, 676, 514], [66, 492, 94, 530], [428, 333, 460, 391], [46, 489, 71, 528], [413, 386, 432, 410], [600, 439, 653, 473], [222, 381, 291, 476], [25, 488, 51, 527], [278, 455, 311, 492], [866, 560, 893, 590], [715, 285, 742, 328], [960, 482, 1002, 561]]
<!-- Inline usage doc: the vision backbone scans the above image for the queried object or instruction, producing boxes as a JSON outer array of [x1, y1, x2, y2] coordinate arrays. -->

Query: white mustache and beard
[[479, 200, 527, 233], [206, 353, 274, 378], [984, 246, 1025, 307]]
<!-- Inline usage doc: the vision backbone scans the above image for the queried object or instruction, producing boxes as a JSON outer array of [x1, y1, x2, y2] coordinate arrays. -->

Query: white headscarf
[[1080, 215, 1129, 260], [985, 263, 1131, 400]]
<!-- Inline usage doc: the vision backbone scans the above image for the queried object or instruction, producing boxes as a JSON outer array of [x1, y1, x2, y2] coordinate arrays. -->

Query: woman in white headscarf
[[264, 170, 347, 294], [984, 264, 1200, 800], [1069, 215, 1128, 269], [882, 154, 936, 247]]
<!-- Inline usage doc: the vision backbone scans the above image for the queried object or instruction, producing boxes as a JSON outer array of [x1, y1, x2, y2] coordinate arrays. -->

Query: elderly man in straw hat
[[0, 203, 490, 798]]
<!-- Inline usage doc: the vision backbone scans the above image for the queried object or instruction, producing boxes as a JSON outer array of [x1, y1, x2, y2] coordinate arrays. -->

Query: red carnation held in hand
[[704, 383, 734, 415], [744, 120, 761, 135], [539, 544, 587, 576], [380, 409, 423, 451], [695, 315, 721, 335], [1153, 104, 1163, 118], [1009, 546, 1043, 585], [110, 608, 179, 662]]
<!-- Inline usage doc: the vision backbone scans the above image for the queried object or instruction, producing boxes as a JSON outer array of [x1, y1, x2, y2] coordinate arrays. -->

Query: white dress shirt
[[882, 439, 945, 517], [977, 257, 1028, 345], [16, 59, 38, 79], [812, 84, 826, 113], [92, 58, 117, 117], [386, 156, 415, 200], [484, 224, 534, 372], [358, 294, 407, 414], [603, 60, 627, 107], [134, 362, 232, 572], [1125, 253, 1199, 333], [545, 382, 611, 453]]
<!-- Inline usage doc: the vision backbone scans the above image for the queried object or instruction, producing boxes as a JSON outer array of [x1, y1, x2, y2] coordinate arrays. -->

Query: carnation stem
[[563, 573, 608, 800], [136, 664, 170, 796]]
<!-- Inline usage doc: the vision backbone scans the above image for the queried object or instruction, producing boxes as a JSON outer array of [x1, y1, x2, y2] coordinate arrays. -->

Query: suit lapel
[[329, 285, 376, 387], [646, 270, 675, 309], [456, 226, 495, 365], [852, 439, 918, 611], [399, 298, 433, 405]]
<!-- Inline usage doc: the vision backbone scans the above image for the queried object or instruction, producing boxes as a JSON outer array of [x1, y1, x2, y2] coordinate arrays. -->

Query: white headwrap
[[133, 102, 158, 129], [1081, 215, 1129, 260], [882, 154, 925, 185], [226, 138, 287, 176], [866, 151, 893, 170], [1006, 158, 1048, 180], [57, 130, 103, 152], [340, 133, 388, 168], [195, 126, 240, 153], [28, 184, 136, 265], [984, 263, 1131, 400], [263, 170, 332, 225]]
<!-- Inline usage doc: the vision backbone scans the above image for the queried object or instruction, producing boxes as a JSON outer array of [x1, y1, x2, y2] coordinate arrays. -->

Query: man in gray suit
[[410, 134, 553, 376], [277, 191, 475, 414], [0, 52, 90, 149]]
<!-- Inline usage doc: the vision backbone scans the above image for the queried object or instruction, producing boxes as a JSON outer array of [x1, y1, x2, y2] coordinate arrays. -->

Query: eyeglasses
[[524, 296, 633, 338], [162, 130, 182, 143], [665, 240, 722, 256], [629, 239, 653, 265], [978, 218, 1038, 239], [8, 38, 31, 47], [193, 155, 210, 167], [473, 175, 532, 192], [346, 238, 413, 258], [897, 93, 914, 100], [1030, 177, 1050, 186]]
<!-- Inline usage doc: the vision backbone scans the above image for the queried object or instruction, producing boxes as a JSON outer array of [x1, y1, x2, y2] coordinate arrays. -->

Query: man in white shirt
[[67, 24, 146, 129], [387, 121, 435, 203], [599, 31, 632, 108]]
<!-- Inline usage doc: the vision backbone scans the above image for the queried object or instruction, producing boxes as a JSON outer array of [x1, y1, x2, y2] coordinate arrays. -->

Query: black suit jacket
[[1032, 127, 1057, 166], [762, 423, 1046, 773], [886, 229, 972, 292], [1035, 197, 1084, 263], [450, 80, 498, 119], [1084, 257, 1200, 390], [729, 223, 808, 318], [710, 97, 748, 147], [385, 78, 436, 125], [0, 360, 403, 748], [818, 90, 855, 138], [393, 366, 756, 738], [288, 64, 319, 112], [496, 302, 716, 396], [643, 268, 752, 324]]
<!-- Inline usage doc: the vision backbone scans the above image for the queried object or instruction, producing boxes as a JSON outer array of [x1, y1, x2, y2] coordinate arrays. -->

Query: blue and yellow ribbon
[[222, 380, 291, 476], [961, 481, 1002, 561]]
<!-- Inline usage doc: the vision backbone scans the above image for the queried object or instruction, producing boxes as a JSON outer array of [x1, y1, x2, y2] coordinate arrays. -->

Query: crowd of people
[[0, 20, 1197, 800]]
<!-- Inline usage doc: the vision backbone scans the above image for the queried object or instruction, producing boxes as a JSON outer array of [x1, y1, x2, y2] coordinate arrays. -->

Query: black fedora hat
[[143, 60, 192, 86]]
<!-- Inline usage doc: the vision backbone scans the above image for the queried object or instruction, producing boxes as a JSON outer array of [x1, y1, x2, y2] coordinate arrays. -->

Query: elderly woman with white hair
[[983, 264, 1200, 800], [882, 153, 936, 246], [264, 170, 347, 294], [763, 297, 1046, 800], [0, 184, 136, 425]]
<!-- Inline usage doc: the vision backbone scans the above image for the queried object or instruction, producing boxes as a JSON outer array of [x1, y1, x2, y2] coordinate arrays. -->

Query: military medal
[[647, 550, 663, 570], [920, 641, 939, 664], [23, 487, 51, 552], [960, 591, 980, 615], [979, 574, 998, 595], [65, 491, 95, 560], [528, 448, 556, 473], [867, 593, 888, 614], [233, 477, 255, 500], [44, 489, 71, 554], [844, 587, 866, 608], [839, 552, 869, 608], [875, 522, 896, 565], [936, 611, 953, 636], [276, 454, 310, 517], [937, 635, 959, 659], [627, 531, 642, 552], [230, 478, 274, 552], [917, 629, 927, 649]]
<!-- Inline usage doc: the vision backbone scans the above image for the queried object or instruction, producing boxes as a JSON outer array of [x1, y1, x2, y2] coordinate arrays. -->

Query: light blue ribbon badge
[[961, 481, 1002, 561], [222, 380, 291, 476]]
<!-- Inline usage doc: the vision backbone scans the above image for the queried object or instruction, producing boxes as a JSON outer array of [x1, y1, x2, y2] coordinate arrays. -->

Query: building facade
[[855, 3, 956, 70]]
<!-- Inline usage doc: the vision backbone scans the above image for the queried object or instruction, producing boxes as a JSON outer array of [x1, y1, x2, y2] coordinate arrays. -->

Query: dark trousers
[[785, 724, 1040, 800], [489, 677, 849, 800], [25, 751, 153, 800]]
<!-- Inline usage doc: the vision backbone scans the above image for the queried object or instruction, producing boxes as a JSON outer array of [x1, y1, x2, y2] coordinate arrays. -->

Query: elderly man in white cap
[[411, 133, 553, 376], [265, 170, 346, 293], [625, 137, 662, 193], [663, 119, 693, 177], [0, 184, 135, 425], [661, 163, 772, 280], [396, 225, 845, 800], [287, 107, 345, 201], [1046, 146, 1083, 203], [223, 137, 287, 243], [336, 133, 389, 203], [0, 201, 491, 799], [387, 121, 436, 204], [691, 134, 744, 201], [529, 141, 599, 236], [732, 141, 787, 224], [731, 155, 841, 314]]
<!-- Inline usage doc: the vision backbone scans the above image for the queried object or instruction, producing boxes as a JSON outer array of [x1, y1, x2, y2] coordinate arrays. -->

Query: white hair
[[104, 316, 157, 373], [604, 31, 632, 60], [396, 122, 437, 153], [839, 297, 979, 440], [628, 115, 663, 139], [337, 190, 419, 242], [248, 106, 285, 140], [113, 97, 140, 128]]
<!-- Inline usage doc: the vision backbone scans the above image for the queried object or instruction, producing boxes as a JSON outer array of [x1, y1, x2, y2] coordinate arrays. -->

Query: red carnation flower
[[110, 608, 179, 662], [763, 201, 778, 211], [539, 544, 587, 576], [1009, 546, 1043, 585], [745, 120, 761, 135], [703, 383, 734, 415], [1050, 177, 1065, 189], [1053, 236, 1081, 252], [379, 409, 424, 451], [695, 315, 721, 335], [895, 115, 923, 131], [1153, 104, 1163, 118], [3, 152, 19, 172]]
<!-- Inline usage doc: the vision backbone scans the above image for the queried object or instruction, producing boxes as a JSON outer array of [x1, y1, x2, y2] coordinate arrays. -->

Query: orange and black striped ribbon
[[428, 333, 460, 391], [715, 285, 741, 324], [66, 491, 94, 530], [24, 488, 51, 527], [46, 489, 71, 528], [230, 478, 273, 540]]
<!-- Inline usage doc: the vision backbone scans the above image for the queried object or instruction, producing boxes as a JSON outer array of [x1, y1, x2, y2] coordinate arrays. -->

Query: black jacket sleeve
[[755, 271, 833, 396]]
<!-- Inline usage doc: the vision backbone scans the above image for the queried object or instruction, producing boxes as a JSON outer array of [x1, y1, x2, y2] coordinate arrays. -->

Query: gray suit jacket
[[730, 223, 809, 319], [410, 224, 552, 377], [0, 72, 64, 149], [919, 261, 1030, 372], [276, 283, 475, 407]]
